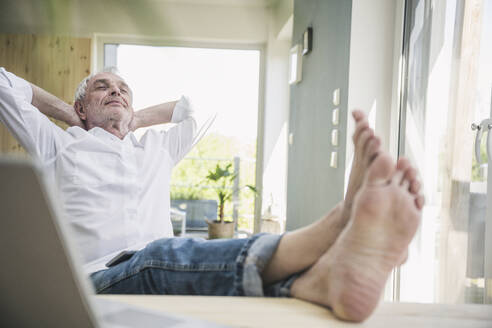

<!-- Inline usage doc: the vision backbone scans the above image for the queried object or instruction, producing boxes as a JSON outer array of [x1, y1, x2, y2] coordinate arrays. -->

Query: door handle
[[472, 119, 492, 165], [472, 122, 483, 164]]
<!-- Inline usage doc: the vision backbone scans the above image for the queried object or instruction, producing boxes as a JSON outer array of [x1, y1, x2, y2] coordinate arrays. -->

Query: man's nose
[[109, 86, 121, 96]]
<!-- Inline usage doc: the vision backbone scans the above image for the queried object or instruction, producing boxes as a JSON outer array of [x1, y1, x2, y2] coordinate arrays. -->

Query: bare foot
[[261, 111, 382, 284], [291, 153, 423, 322]]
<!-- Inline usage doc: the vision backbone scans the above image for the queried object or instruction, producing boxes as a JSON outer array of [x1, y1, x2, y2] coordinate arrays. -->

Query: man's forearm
[[30, 84, 84, 128], [132, 100, 178, 131]]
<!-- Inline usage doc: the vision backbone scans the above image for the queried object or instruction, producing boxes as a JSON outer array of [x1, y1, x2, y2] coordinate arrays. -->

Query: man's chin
[[105, 103, 126, 110]]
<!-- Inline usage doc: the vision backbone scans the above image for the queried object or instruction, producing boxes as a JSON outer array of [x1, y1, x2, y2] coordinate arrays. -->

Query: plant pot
[[206, 220, 234, 239]]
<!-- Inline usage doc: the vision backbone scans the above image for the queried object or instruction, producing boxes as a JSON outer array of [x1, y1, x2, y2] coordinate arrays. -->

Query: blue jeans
[[90, 233, 298, 297]]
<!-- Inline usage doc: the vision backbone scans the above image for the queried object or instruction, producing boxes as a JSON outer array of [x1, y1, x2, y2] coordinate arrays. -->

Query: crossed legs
[[261, 111, 424, 322], [91, 110, 423, 323]]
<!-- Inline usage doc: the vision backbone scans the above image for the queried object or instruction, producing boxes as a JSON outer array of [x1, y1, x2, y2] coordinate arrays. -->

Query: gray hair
[[74, 67, 122, 103]]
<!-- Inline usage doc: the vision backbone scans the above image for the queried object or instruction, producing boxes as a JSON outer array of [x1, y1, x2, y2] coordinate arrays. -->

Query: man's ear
[[74, 101, 87, 120]]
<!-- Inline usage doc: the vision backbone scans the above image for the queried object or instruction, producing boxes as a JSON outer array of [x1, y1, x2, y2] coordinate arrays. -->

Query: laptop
[[0, 156, 226, 328]]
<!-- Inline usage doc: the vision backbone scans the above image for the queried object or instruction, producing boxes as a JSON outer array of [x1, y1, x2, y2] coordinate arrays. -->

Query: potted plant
[[205, 162, 257, 239], [205, 163, 237, 239]]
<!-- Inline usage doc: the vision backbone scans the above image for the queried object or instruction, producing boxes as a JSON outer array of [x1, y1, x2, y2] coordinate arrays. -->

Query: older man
[[0, 67, 423, 322]]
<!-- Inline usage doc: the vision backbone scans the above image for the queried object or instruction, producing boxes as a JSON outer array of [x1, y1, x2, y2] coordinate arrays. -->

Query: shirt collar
[[125, 131, 143, 148], [67, 126, 143, 147]]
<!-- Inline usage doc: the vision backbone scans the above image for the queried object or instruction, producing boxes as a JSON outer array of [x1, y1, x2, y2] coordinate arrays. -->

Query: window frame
[[93, 34, 266, 233]]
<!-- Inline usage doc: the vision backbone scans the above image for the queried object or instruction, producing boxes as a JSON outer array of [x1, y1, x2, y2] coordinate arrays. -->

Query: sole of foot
[[291, 153, 423, 322]]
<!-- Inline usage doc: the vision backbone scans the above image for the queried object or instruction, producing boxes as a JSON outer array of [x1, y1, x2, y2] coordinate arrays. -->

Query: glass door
[[397, 0, 492, 304]]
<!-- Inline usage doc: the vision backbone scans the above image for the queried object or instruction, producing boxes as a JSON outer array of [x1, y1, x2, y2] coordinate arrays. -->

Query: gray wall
[[286, 0, 352, 230]]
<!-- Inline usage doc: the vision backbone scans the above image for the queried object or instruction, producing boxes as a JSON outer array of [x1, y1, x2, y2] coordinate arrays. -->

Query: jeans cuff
[[236, 233, 284, 297], [263, 272, 301, 297]]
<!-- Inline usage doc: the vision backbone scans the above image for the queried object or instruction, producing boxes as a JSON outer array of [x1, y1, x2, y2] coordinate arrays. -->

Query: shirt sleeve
[[0, 68, 66, 161], [161, 96, 198, 166]]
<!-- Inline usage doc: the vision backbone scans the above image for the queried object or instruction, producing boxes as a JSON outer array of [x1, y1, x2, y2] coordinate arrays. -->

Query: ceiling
[[147, 0, 279, 8]]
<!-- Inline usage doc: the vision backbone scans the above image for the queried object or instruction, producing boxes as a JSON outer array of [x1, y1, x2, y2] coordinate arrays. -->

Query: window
[[104, 43, 262, 234], [397, 0, 492, 303]]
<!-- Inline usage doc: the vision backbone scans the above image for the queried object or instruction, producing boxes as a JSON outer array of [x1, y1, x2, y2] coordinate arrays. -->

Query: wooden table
[[100, 295, 492, 327]]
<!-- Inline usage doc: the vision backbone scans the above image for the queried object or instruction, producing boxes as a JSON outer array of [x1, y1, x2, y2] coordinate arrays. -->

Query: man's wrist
[[61, 104, 85, 129], [171, 97, 191, 123]]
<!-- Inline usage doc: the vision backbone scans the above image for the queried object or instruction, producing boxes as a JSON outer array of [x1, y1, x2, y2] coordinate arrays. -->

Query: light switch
[[332, 108, 339, 125], [331, 129, 339, 146], [330, 151, 338, 168], [333, 88, 340, 106]]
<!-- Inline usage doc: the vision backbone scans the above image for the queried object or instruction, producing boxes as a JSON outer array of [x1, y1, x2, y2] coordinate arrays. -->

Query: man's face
[[77, 72, 134, 129]]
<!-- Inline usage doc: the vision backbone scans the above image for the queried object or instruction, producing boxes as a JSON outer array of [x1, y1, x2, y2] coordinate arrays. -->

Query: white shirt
[[0, 68, 198, 274]]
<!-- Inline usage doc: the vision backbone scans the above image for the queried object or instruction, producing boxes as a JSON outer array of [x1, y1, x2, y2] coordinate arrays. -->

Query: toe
[[353, 121, 370, 143], [415, 194, 425, 210], [357, 130, 374, 154], [366, 153, 395, 186], [399, 161, 421, 195], [364, 137, 381, 163], [394, 158, 414, 187], [352, 109, 366, 122], [396, 157, 410, 171], [410, 180, 421, 194], [400, 167, 416, 190], [403, 167, 417, 184]]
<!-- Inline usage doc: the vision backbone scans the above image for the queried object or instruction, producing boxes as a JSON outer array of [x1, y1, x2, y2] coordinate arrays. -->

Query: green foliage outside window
[[171, 133, 257, 231], [471, 135, 488, 182]]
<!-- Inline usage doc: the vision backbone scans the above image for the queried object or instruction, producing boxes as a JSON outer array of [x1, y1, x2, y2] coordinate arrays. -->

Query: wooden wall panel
[[0, 34, 91, 154]]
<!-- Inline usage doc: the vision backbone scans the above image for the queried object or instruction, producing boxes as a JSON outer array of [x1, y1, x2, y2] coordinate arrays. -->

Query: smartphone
[[105, 250, 137, 267]]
